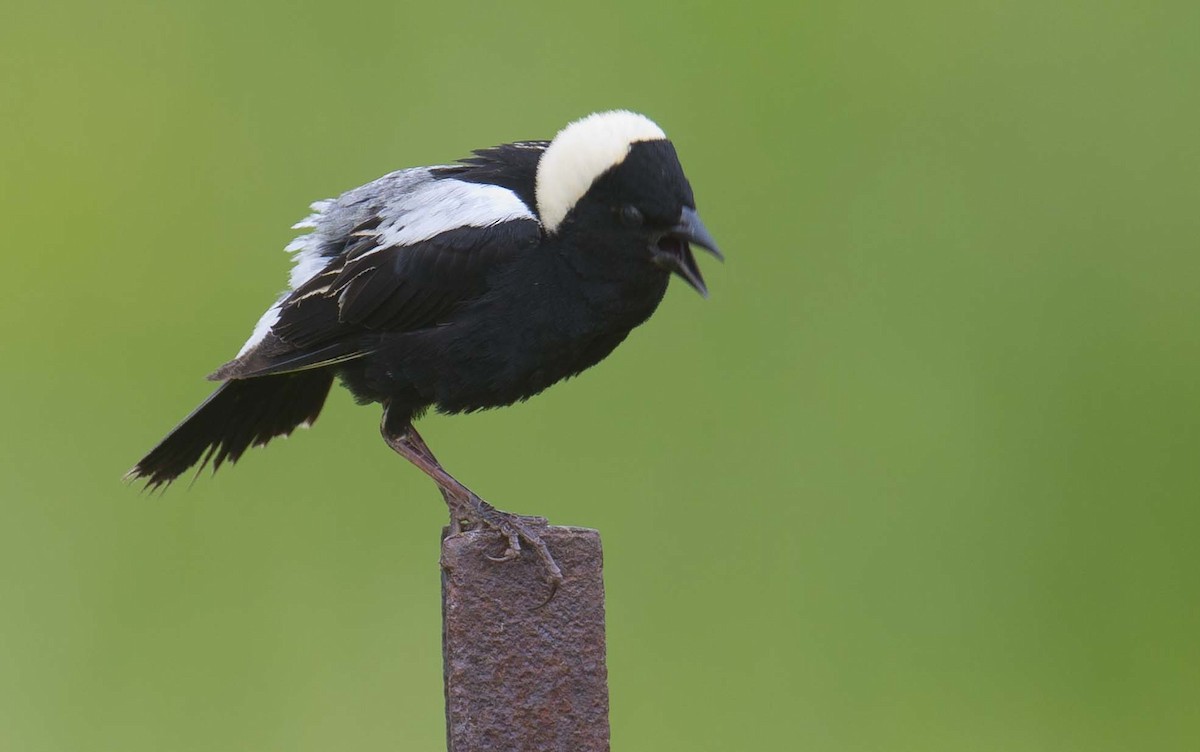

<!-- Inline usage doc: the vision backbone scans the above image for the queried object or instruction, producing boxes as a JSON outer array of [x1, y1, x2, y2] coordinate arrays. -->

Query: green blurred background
[[3, 1, 1198, 750]]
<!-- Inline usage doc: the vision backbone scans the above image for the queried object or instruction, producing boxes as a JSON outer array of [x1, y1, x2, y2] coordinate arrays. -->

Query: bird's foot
[[452, 494, 564, 596]]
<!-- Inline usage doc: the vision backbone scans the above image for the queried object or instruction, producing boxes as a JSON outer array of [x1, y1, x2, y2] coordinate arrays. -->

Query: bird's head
[[536, 111, 722, 297]]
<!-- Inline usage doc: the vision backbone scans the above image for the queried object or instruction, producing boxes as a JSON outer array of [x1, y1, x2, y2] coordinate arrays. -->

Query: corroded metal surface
[[442, 526, 609, 752]]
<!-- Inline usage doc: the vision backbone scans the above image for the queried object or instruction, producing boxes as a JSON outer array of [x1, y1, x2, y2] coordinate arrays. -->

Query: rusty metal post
[[441, 526, 609, 752]]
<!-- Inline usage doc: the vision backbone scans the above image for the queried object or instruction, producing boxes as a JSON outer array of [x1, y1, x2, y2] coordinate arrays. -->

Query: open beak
[[652, 207, 723, 298]]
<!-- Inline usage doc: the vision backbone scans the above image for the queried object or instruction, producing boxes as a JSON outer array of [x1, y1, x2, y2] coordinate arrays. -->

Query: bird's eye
[[619, 205, 644, 227]]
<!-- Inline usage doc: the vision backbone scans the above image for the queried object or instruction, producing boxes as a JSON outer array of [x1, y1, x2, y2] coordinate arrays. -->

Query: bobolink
[[129, 110, 721, 587]]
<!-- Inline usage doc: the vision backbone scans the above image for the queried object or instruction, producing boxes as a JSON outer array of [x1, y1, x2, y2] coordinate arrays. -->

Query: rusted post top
[[442, 526, 609, 752]]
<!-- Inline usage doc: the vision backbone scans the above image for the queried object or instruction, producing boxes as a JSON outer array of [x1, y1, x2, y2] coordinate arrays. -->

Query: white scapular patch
[[536, 110, 667, 234], [237, 299, 282, 356], [368, 177, 536, 252]]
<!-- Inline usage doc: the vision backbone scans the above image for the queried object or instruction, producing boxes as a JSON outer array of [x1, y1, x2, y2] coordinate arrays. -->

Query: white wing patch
[[359, 178, 536, 259], [536, 110, 667, 234]]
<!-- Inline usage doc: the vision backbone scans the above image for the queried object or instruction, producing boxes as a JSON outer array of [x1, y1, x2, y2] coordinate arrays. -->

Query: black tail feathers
[[127, 371, 334, 490]]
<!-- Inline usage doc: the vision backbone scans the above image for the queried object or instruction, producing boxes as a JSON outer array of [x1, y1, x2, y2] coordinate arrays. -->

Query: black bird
[[128, 110, 721, 586]]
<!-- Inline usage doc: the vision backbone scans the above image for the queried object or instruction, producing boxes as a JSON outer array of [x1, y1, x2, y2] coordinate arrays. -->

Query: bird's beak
[[652, 207, 724, 298]]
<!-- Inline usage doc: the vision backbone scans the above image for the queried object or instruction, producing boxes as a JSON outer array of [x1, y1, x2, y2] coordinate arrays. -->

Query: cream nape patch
[[535, 110, 667, 234]]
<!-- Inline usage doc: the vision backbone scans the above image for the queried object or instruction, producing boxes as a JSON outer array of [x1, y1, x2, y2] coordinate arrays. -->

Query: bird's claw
[[485, 535, 521, 562], [455, 496, 564, 601]]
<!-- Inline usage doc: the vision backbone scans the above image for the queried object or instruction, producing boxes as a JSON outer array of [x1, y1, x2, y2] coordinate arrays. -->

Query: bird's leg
[[388, 422, 546, 534], [390, 425, 468, 534], [379, 412, 564, 590]]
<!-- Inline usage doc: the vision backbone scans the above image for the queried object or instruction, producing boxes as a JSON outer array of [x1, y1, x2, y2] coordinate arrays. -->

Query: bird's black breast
[[338, 242, 669, 418]]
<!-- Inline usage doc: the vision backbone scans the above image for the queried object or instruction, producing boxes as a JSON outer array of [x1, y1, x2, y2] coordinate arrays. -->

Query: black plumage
[[129, 111, 721, 587]]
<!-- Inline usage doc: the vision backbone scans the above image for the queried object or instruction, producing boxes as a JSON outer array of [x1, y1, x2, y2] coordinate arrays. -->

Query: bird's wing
[[212, 168, 542, 381]]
